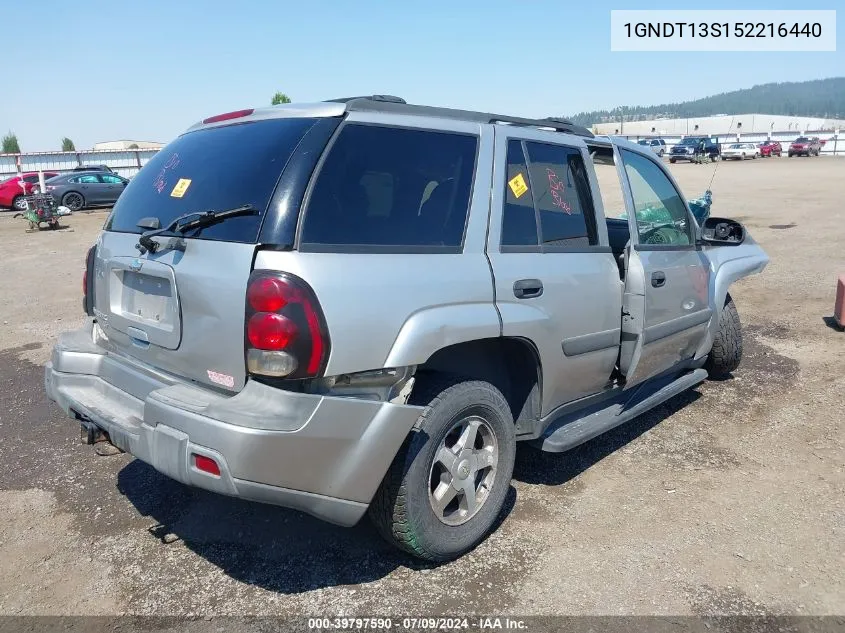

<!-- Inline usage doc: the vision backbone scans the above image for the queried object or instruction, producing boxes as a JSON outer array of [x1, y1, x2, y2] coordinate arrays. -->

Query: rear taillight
[[83, 244, 96, 316], [202, 108, 254, 124], [244, 271, 330, 379]]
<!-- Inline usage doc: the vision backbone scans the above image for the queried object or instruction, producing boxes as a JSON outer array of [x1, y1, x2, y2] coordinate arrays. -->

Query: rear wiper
[[135, 205, 257, 254]]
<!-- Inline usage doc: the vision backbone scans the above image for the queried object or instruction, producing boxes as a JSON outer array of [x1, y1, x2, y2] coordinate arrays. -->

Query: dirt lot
[[0, 157, 843, 621]]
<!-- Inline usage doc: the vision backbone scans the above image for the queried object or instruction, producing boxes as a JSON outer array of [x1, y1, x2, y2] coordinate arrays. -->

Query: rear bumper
[[44, 323, 423, 526]]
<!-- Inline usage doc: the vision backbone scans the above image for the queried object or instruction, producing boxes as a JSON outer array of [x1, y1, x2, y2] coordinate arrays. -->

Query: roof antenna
[[708, 115, 735, 192]]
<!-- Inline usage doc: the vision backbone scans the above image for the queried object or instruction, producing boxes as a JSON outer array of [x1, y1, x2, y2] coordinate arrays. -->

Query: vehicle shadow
[[513, 389, 701, 487], [116, 460, 517, 593], [822, 316, 843, 332]]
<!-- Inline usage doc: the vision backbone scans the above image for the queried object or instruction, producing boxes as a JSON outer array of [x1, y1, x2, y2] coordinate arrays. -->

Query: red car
[[0, 171, 59, 211], [758, 140, 783, 157], [788, 136, 821, 157]]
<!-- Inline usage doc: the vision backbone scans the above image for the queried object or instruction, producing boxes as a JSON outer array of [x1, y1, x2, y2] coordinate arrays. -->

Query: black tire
[[658, 149, 665, 157], [369, 374, 516, 562], [12, 195, 26, 211], [705, 293, 742, 377], [62, 191, 85, 211], [669, 158, 676, 164]]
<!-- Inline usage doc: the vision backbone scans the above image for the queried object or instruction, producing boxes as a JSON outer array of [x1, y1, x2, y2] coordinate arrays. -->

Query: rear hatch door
[[93, 115, 322, 392]]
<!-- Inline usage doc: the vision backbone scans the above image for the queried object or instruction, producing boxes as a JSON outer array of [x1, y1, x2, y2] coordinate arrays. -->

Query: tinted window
[[22, 175, 39, 183], [524, 141, 597, 247], [621, 149, 692, 246], [106, 117, 318, 242], [101, 174, 125, 184], [300, 124, 477, 249], [74, 174, 101, 184], [501, 140, 538, 247]]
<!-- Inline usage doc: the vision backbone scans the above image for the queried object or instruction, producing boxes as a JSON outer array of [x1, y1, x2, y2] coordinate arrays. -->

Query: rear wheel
[[669, 158, 676, 164], [705, 293, 743, 378], [62, 192, 85, 211], [369, 375, 516, 562]]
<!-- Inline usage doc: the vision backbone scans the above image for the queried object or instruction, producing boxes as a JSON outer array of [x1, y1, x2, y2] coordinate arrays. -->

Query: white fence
[[0, 148, 161, 180], [619, 129, 843, 155]]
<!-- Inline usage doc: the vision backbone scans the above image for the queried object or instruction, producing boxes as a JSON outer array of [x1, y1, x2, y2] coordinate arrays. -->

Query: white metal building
[[92, 140, 164, 150], [592, 114, 845, 137]]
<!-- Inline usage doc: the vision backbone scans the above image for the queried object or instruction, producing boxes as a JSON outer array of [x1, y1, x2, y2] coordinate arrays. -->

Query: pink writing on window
[[153, 153, 181, 194], [546, 168, 572, 214]]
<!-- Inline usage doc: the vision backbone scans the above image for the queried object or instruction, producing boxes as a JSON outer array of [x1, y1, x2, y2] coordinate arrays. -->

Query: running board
[[537, 368, 708, 453]]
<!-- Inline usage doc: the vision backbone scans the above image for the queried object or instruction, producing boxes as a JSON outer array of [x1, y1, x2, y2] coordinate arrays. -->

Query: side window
[[22, 175, 39, 183], [101, 174, 124, 184], [524, 141, 598, 247], [501, 140, 538, 247], [75, 174, 101, 184], [300, 124, 477, 249], [620, 149, 692, 246]]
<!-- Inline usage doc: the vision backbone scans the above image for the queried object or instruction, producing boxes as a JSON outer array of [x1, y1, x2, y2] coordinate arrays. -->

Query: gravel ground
[[0, 157, 842, 622]]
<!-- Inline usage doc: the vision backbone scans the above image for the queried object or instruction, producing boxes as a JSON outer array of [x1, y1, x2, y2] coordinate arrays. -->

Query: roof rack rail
[[489, 116, 593, 138], [341, 99, 594, 138], [326, 95, 407, 104]]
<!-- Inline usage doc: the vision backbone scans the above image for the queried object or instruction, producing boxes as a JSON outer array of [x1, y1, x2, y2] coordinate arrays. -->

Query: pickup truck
[[669, 136, 721, 163], [44, 96, 769, 561]]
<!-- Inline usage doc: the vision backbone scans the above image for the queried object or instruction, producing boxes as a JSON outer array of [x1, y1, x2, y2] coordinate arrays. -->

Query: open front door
[[614, 142, 712, 388]]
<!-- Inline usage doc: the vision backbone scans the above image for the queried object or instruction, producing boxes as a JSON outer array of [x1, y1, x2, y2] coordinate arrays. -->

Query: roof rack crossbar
[[325, 95, 406, 104]]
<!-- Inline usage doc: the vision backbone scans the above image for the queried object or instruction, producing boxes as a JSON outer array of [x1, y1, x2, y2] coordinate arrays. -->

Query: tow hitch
[[78, 418, 123, 456]]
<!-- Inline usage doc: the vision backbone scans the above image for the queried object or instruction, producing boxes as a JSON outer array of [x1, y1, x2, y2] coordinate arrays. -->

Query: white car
[[637, 138, 667, 157], [722, 143, 760, 160]]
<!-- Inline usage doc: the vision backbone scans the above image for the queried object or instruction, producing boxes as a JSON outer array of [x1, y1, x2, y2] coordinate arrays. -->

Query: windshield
[[680, 138, 702, 145], [795, 137, 809, 142], [105, 117, 319, 243]]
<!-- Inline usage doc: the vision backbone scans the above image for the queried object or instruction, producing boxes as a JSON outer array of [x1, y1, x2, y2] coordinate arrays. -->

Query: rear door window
[[105, 117, 318, 243], [501, 140, 539, 247], [299, 124, 478, 251], [524, 141, 598, 248]]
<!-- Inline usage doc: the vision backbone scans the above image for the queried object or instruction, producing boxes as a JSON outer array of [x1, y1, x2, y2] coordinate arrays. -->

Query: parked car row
[[0, 166, 128, 211], [632, 136, 826, 163]]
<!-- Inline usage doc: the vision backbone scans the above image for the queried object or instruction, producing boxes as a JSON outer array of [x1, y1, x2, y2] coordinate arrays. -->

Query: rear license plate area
[[120, 271, 173, 325]]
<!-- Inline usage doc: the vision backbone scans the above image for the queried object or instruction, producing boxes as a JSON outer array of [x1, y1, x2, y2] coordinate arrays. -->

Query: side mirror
[[700, 217, 745, 245]]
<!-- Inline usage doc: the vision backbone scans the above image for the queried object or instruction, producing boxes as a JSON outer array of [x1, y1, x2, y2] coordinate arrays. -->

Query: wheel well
[[413, 338, 541, 435]]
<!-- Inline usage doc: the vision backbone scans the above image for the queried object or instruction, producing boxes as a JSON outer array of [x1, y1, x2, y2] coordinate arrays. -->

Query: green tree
[[271, 91, 292, 106], [127, 143, 139, 149], [61, 137, 76, 151], [2, 132, 20, 154]]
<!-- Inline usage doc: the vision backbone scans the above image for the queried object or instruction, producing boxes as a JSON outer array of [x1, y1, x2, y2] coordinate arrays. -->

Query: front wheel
[[369, 376, 516, 562], [658, 149, 665, 157], [12, 195, 26, 211], [669, 158, 676, 164], [705, 293, 743, 377]]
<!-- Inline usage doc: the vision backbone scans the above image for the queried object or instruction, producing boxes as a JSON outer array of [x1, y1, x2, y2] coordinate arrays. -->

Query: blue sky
[[2, 0, 841, 151]]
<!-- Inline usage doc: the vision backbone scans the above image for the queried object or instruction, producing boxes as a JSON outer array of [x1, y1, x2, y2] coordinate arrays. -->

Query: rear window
[[105, 117, 318, 242], [299, 124, 477, 251]]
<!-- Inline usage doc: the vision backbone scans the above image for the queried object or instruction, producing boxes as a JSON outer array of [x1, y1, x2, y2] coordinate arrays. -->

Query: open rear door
[[613, 140, 712, 388]]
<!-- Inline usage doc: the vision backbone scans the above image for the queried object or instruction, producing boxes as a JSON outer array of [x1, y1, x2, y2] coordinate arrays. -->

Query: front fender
[[695, 233, 769, 359]]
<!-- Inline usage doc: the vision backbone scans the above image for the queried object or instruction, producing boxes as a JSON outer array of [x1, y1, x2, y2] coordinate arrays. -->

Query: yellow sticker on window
[[508, 173, 528, 199], [170, 178, 191, 198]]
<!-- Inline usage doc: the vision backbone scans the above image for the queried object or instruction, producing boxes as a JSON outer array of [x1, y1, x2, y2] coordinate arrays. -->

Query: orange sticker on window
[[508, 173, 528, 199], [170, 178, 191, 198]]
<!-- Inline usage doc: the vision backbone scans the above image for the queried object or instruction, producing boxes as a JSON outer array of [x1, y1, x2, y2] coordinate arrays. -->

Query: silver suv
[[45, 96, 768, 561]]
